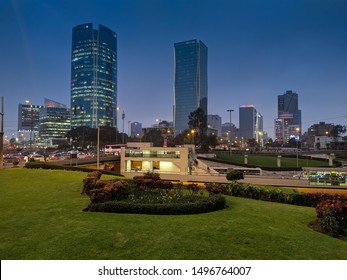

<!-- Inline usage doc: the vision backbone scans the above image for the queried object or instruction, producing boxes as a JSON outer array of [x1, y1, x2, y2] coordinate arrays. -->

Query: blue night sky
[[1, 0, 346, 138]]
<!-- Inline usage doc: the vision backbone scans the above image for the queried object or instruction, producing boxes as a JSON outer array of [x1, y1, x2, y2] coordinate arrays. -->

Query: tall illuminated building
[[174, 39, 208, 135], [18, 101, 43, 144], [239, 105, 263, 142], [39, 99, 70, 146], [71, 23, 117, 129], [278, 90, 301, 134]]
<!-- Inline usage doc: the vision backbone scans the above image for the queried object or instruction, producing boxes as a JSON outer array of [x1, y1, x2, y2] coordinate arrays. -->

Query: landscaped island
[[82, 171, 227, 215]]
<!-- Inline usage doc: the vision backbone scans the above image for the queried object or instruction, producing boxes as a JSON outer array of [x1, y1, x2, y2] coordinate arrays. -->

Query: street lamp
[[115, 107, 120, 143], [227, 109, 234, 155], [296, 127, 300, 168], [97, 121, 104, 170], [191, 129, 195, 145], [122, 111, 125, 143]]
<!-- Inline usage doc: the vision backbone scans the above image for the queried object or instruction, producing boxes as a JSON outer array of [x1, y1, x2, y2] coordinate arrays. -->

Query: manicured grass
[[1, 168, 347, 260], [217, 154, 331, 168]]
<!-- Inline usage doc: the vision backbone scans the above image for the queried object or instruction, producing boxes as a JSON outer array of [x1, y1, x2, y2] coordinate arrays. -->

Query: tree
[[188, 108, 207, 139], [66, 126, 121, 148], [247, 138, 258, 149], [330, 125, 346, 138], [172, 129, 191, 146], [226, 170, 244, 184], [141, 130, 163, 147], [199, 134, 218, 152]]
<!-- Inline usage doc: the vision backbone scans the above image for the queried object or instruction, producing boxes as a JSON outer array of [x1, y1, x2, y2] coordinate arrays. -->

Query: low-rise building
[[120, 142, 194, 177]]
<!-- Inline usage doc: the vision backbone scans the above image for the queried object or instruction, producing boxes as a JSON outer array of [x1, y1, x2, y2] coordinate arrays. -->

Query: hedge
[[24, 162, 123, 177], [85, 195, 227, 215], [227, 183, 347, 207]]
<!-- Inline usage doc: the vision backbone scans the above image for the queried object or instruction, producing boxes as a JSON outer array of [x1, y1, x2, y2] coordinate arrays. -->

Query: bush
[[81, 171, 103, 195], [85, 195, 227, 215], [143, 172, 161, 180], [230, 184, 347, 208], [186, 183, 200, 195], [133, 177, 173, 191], [205, 183, 232, 196], [24, 162, 123, 176], [88, 180, 128, 203], [316, 200, 347, 237], [226, 170, 244, 183], [306, 193, 347, 207]]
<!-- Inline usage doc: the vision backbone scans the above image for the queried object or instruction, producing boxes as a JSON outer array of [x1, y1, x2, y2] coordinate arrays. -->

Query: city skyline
[[1, 0, 346, 139]]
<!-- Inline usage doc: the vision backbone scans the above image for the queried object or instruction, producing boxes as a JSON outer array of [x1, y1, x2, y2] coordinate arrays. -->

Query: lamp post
[[191, 129, 195, 145], [227, 109, 234, 155], [97, 121, 104, 170], [296, 127, 300, 168], [115, 107, 120, 143], [122, 111, 125, 143], [97, 125, 100, 169]]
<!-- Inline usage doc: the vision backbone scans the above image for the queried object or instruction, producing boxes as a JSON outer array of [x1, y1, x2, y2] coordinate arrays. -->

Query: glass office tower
[[71, 23, 117, 129], [39, 99, 70, 145], [174, 40, 208, 135], [278, 90, 301, 131], [239, 105, 263, 141]]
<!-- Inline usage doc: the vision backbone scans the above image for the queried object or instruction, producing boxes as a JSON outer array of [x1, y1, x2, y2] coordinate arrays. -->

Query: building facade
[[239, 105, 263, 142], [174, 39, 208, 135], [70, 23, 117, 129], [120, 142, 190, 177], [307, 122, 335, 147], [39, 99, 70, 146], [18, 102, 43, 144], [278, 90, 301, 136], [207, 115, 222, 137], [18, 102, 43, 132], [130, 122, 142, 138]]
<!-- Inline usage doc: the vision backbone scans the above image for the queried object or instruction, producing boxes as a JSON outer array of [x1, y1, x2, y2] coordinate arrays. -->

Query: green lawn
[[216, 154, 331, 168], [1, 168, 346, 260]]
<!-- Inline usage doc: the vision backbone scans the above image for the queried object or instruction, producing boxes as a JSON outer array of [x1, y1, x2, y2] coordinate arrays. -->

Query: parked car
[[3, 154, 20, 165], [31, 154, 47, 162]]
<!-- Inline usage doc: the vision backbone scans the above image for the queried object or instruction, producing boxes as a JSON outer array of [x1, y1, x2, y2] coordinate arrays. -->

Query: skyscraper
[[207, 114, 222, 137], [39, 99, 70, 145], [278, 90, 301, 130], [174, 39, 208, 135], [239, 105, 263, 142], [18, 102, 43, 132], [71, 23, 117, 129]]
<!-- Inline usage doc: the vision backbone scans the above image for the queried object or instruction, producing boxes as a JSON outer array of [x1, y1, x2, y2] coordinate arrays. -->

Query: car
[[31, 154, 47, 162], [293, 173, 303, 179], [3, 154, 20, 164]]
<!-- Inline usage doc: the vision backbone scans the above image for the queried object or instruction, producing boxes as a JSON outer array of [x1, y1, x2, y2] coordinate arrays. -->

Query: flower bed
[[82, 172, 226, 215]]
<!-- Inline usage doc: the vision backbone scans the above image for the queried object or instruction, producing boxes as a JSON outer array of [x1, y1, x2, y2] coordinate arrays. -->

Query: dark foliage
[[85, 195, 226, 215]]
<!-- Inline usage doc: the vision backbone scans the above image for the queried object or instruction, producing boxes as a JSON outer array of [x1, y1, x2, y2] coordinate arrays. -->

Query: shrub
[[81, 171, 103, 195], [226, 170, 244, 183], [230, 184, 347, 208], [307, 193, 347, 207], [186, 183, 200, 195], [88, 180, 128, 203], [205, 183, 232, 196], [143, 172, 161, 180], [316, 200, 347, 237], [133, 176, 173, 192], [24, 162, 124, 176], [85, 195, 227, 215]]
